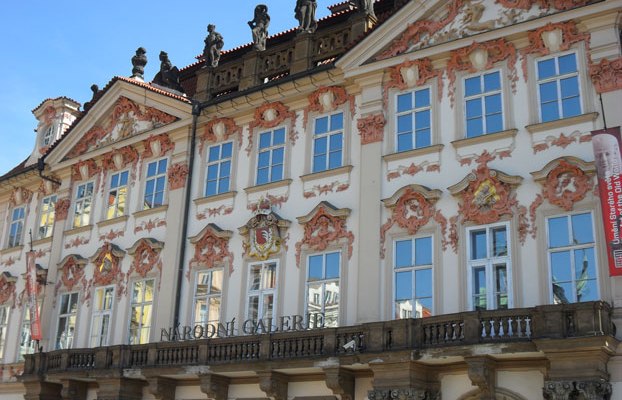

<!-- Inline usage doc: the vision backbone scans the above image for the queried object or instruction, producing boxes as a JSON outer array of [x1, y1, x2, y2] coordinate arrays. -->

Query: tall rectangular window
[[256, 128, 285, 185], [19, 304, 40, 361], [396, 88, 431, 152], [106, 171, 129, 219], [129, 279, 154, 344], [467, 223, 511, 311], [537, 52, 581, 122], [306, 251, 340, 327], [8, 206, 25, 247], [464, 71, 503, 138], [313, 112, 343, 173], [144, 159, 167, 209], [55, 292, 79, 349], [0, 306, 9, 360], [193, 270, 223, 326], [247, 261, 277, 326], [205, 142, 232, 196], [90, 286, 114, 347], [38, 194, 57, 239], [547, 212, 598, 304], [73, 182, 94, 228], [394, 236, 433, 319]]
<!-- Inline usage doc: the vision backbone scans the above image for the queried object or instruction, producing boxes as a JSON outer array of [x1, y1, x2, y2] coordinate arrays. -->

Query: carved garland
[[189, 225, 234, 277], [247, 101, 297, 155], [168, 162, 189, 191], [357, 114, 386, 145], [9, 187, 33, 208], [0, 274, 17, 306], [295, 204, 354, 267], [589, 57, 622, 94], [519, 21, 591, 82], [542, 160, 592, 211], [71, 159, 100, 182], [446, 38, 518, 105], [142, 133, 175, 159], [55, 198, 71, 221], [201, 117, 243, 153], [383, 58, 444, 109], [304, 86, 355, 128], [127, 239, 163, 279]]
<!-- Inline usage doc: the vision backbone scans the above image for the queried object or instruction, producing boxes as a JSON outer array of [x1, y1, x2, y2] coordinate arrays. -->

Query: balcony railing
[[22, 301, 614, 376]]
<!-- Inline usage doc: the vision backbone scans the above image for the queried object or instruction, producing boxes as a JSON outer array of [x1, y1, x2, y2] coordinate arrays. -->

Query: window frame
[[305, 251, 341, 327], [106, 170, 130, 220], [0, 305, 9, 361], [42, 125, 55, 147], [89, 285, 115, 347], [255, 127, 287, 186], [38, 194, 57, 239], [245, 259, 279, 328], [192, 269, 224, 327], [72, 181, 95, 228], [466, 221, 513, 311], [394, 85, 433, 152], [392, 235, 434, 319], [143, 158, 168, 210], [18, 302, 40, 362], [462, 69, 505, 138], [311, 111, 345, 173], [205, 141, 233, 197], [7, 205, 26, 248], [128, 278, 155, 345], [55, 292, 79, 350], [535, 50, 583, 123]]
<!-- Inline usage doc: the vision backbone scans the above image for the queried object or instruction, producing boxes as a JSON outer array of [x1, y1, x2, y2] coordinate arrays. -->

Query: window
[[246, 261, 277, 326], [38, 194, 57, 239], [396, 88, 431, 152], [205, 142, 232, 196], [0, 306, 9, 360], [129, 279, 154, 344], [106, 171, 129, 219], [90, 286, 114, 347], [394, 237, 433, 319], [55, 292, 79, 349], [42, 125, 54, 146], [467, 223, 511, 310], [547, 212, 599, 304], [312, 112, 343, 173], [306, 252, 340, 327], [537, 52, 581, 122], [256, 128, 285, 185], [18, 304, 40, 361], [464, 71, 503, 137], [144, 159, 167, 209], [8, 206, 25, 248], [193, 270, 223, 326], [73, 182, 94, 228]]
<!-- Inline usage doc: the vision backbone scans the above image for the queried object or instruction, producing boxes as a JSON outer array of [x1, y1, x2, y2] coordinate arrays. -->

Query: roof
[[0, 158, 36, 183], [31, 96, 81, 114]]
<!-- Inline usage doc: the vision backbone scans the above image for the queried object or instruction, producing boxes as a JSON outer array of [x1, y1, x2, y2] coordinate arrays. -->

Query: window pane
[[331, 113, 343, 130], [222, 142, 232, 158], [415, 129, 431, 148], [250, 265, 261, 290], [548, 216, 569, 247], [470, 230, 487, 259], [273, 128, 285, 144], [414, 89, 430, 108], [264, 263, 277, 289], [553, 281, 573, 304], [257, 151, 270, 168], [465, 76, 481, 97], [415, 268, 432, 298], [415, 110, 430, 129], [415, 298, 433, 318], [574, 247, 596, 280], [414, 237, 432, 266], [397, 132, 413, 152], [308, 255, 323, 280], [572, 213, 593, 244], [395, 240, 412, 268], [466, 99, 483, 118], [326, 252, 340, 278], [397, 114, 412, 134], [485, 93, 502, 114], [486, 113, 503, 134], [208, 146, 220, 162], [538, 58, 556, 79], [492, 227, 507, 257], [472, 266, 487, 310], [307, 282, 322, 313], [395, 271, 412, 301], [157, 160, 167, 174], [562, 96, 581, 118], [329, 150, 342, 170], [248, 296, 259, 321], [397, 93, 412, 113], [560, 76, 579, 98], [484, 72, 500, 91], [576, 279, 598, 302], [259, 132, 271, 148], [329, 133, 342, 151], [314, 136, 327, 154], [272, 147, 284, 164], [539, 81, 558, 103], [315, 117, 328, 134], [551, 251, 572, 282], [211, 270, 223, 294], [541, 101, 559, 122], [558, 53, 577, 74]]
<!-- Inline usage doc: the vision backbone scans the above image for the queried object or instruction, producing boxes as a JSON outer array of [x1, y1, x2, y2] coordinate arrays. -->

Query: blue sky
[[0, 1, 339, 175]]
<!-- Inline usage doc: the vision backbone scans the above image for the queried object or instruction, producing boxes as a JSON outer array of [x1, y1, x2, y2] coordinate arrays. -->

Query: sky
[[0, 1, 341, 176]]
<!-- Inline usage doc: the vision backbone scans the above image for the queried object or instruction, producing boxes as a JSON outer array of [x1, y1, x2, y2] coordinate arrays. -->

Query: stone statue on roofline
[[295, 0, 317, 34], [152, 51, 185, 94], [351, 0, 376, 18], [203, 24, 224, 68], [83, 84, 100, 111], [131, 47, 147, 81], [248, 4, 270, 51]]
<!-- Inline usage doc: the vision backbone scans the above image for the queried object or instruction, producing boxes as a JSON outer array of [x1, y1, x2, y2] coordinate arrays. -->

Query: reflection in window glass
[[107, 171, 129, 219], [257, 128, 286, 185], [396, 88, 431, 152], [537, 53, 581, 122], [56, 292, 79, 349], [306, 252, 340, 327], [464, 71, 503, 137], [38, 195, 57, 239], [247, 261, 278, 330], [193, 270, 223, 327], [129, 279, 154, 344], [73, 182, 94, 228], [313, 112, 343, 173], [144, 159, 167, 209], [205, 142, 232, 196], [394, 237, 433, 319]]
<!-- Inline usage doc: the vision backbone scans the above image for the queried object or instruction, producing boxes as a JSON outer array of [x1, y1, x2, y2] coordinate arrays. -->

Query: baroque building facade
[[0, 1, 621, 399]]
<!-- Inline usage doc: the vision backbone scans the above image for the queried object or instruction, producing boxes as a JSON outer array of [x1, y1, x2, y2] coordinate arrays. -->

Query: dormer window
[[42, 125, 55, 146]]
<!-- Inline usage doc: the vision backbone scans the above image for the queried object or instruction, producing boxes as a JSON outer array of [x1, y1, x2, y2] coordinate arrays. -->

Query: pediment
[[338, 0, 595, 70]]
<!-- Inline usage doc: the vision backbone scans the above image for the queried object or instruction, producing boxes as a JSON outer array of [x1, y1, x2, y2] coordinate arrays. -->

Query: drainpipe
[[173, 100, 202, 327], [37, 158, 61, 186]]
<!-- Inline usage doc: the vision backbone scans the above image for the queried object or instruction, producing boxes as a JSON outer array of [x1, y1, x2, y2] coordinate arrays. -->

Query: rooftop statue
[[131, 47, 147, 80], [153, 51, 185, 94], [295, 0, 317, 34], [83, 84, 100, 111], [203, 24, 224, 68], [352, 0, 375, 18], [248, 4, 270, 51]]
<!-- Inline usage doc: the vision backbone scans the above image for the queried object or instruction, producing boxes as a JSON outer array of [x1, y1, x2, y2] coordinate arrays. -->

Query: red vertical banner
[[592, 126, 622, 276], [26, 251, 42, 340]]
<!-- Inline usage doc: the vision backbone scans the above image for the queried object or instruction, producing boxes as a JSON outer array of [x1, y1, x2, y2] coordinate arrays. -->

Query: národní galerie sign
[[160, 312, 326, 342]]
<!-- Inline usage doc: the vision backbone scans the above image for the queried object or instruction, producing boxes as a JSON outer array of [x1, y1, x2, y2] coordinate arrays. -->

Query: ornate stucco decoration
[[127, 238, 164, 280], [304, 86, 355, 128], [89, 243, 126, 296], [239, 199, 290, 261], [446, 38, 518, 104], [448, 163, 523, 225], [358, 114, 386, 145], [142, 133, 175, 159], [71, 159, 100, 182], [101, 146, 139, 172], [37, 175, 60, 196], [497, 0, 592, 10], [383, 58, 443, 108], [9, 187, 33, 208], [56, 254, 88, 295], [201, 117, 242, 153], [295, 202, 354, 267], [188, 224, 234, 277], [380, 185, 448, 258], [368, 388, 439, 400], [531, 157, 594, 212], [55, 198, 71, 221], [0, 272, 17, 307], [168, 162, 189, 191], [519, 21, 590, 81], [67, 97, 177, 158], [589, 57, 622, 94], [247, 101, 297, 154]]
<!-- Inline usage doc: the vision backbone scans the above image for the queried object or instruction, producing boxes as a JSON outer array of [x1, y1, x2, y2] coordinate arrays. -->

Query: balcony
[[22, 301, 614, 378]]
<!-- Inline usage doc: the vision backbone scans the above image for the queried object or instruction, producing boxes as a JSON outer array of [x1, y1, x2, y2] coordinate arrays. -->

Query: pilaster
[[290, 33, 313, 75], [239, 51, 260, 92], [324, 367, 355, 400]]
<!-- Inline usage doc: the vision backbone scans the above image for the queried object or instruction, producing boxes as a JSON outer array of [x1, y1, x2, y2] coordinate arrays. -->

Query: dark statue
[[295, 0, 317, 33], [153, 51, 185, 94], [351, 0, 375, 18], [83, 84, 100, 111], [131, 47, 147, 80], [248, 4, 270, 51], [203, 24, 224, 68]]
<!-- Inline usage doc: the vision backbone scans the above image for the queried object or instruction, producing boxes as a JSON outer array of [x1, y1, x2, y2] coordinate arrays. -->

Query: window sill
[[300, 166, 353, 182], [97, 215, 129, 229], [0, 245, 24, 256], [451, 129, 518, 149], [383, 144, 444, 163], [194, 191, 237, 206], [64, 224, 93, 236], [32, 236, 53, 247], [133, 205, 169, 219], [525, 112, 598, 134], [244, 179, 293, 195]]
